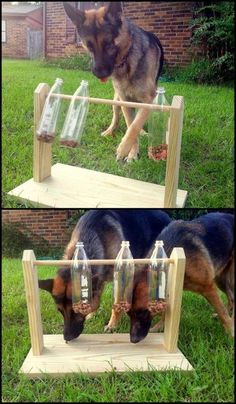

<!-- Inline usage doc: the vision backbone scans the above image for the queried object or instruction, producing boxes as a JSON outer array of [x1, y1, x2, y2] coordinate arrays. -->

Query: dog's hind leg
[[202, 284, 234, 337], [104, 307, 123, 333], [101, 92, 120, 137]]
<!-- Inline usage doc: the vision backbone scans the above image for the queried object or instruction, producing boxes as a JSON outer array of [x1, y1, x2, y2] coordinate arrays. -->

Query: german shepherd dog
[[125, 212, 234, 342], [39, 209, 171, 342], [63, 2, 164, 162]]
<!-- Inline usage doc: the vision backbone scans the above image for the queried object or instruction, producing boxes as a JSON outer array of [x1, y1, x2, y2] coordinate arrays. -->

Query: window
[[2, 20, 6, 43]]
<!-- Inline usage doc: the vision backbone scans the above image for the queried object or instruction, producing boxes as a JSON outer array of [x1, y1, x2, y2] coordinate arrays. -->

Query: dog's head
[[39, 267, 86, 342], [128, 268, 153, 343], [63, 2, 124, 80]]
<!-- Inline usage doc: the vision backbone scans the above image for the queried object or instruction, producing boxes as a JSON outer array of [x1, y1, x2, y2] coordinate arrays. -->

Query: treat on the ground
[[148, 144, 168, 161]]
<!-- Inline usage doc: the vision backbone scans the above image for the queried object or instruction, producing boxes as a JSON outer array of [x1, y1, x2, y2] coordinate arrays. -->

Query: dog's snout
[[130, 334, 143, 344], [92, 66, 110, 79]]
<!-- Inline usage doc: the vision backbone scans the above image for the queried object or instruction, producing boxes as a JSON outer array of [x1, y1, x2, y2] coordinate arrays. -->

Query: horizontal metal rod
[[33, 258, 174, 267], [50, 93, 172, 112]]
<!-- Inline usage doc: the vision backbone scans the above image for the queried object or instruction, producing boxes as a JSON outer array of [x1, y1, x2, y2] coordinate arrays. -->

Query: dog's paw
[[125, 144, 139, 162], [116, 137, 135, 161], [104, 324, 116, 333], [101, 126, 115, 137], [140, 129, 148, 136]]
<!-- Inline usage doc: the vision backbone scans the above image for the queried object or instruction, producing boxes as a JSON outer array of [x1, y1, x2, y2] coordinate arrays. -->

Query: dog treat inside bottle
[[148, 240, 169, 315], [71, 241, 92, 316], [60, 80, 89, 148], [113, 241, 135, 313], [147, 87, 170, 161], [36, 78, 63, 143]]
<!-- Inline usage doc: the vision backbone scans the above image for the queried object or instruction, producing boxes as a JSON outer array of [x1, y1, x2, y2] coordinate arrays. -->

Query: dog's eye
[[103, 42, 113, 51], [87, 41, 94, 51]]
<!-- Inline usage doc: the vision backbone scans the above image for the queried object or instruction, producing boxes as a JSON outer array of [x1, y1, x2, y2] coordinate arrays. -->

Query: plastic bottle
[[113, 241, 135, 313], [148, 87, 170, 161], [37, 78, 63, 143], [60, 80, 89, 148], [148, 240, 169, 315], [71, 241, 92, 315]]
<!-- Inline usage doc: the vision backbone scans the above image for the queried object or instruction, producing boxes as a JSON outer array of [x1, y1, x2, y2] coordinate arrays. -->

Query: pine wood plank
[[22, 250, 44, 355], [9, 163, 188, 208], [19, 333, 193, 377]]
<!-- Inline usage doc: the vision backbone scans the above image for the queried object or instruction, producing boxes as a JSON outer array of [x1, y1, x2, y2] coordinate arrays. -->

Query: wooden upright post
[[164, 96, 184, 208], [33, 83, 52, 182], [163, 247, 186, 352], [22, 250, 44, 355]]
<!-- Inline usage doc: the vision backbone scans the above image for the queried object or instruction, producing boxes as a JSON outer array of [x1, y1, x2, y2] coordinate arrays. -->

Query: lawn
[[2, 257, 234, 402], [2, 59, 234, 208]]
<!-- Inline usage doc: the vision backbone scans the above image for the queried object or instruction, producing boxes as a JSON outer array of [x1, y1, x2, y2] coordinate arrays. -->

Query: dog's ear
[[106, 2, 123, 22], [63, 2, 85, 28], [38, 279, 54, 293]]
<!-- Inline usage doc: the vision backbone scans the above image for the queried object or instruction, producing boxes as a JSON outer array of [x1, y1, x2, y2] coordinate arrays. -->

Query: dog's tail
[[146, 31, 164, 81]]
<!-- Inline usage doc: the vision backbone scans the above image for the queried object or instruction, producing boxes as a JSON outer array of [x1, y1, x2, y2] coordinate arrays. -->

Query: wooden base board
[[8, 163, 187, 208], [19, 333, 193, 378]]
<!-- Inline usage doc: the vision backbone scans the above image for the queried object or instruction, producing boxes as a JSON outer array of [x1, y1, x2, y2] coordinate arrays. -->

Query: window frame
[[2, 19, 6, 43]]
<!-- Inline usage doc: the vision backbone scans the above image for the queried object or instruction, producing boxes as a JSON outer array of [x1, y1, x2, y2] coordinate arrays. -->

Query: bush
[[2, 222, 63, 258], [189, 1, 234, 83], [41, 53, 92, 71]]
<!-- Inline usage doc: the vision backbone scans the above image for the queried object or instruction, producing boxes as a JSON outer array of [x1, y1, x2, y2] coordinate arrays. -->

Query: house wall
[[2, 8, 43, 59], [45, 1, 197, 66], [2, 17, 29, 58], [2, 210, 83, 248]]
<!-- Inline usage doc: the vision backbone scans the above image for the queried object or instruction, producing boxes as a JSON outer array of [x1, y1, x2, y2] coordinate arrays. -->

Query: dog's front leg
[[101, 92, 120, 137], [104, 307, 123, 333], [116, 106, 150, 161]]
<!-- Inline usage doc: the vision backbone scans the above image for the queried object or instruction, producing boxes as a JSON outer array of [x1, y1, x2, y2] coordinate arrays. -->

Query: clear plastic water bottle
[[148, 240, 169, 315], [37, 78, 63, 143], [148, 87, 170, 161], [71, 241, 92, 315], [113, 241, 135, 313], [60, 80, 89, 148]]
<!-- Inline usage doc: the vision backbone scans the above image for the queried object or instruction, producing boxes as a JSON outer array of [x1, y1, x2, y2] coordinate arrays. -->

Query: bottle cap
[[76, 241, 84, 247], [155, 240, 164, 247], [157, 87, 165, 94], [81, 80, 89, 86], [121, 240, 130, 247], [55, 78, 63, 85]]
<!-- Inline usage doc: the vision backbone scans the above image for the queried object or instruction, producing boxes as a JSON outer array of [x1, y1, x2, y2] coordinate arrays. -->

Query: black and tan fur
[[63, 2, 164, 161], [39, 209, 171, 342], [126, 212, 234, 342]]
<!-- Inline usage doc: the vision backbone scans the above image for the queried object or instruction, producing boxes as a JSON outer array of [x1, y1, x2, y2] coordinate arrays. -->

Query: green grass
[[2, 59, 234, 208], [2, 258, 234, 402]]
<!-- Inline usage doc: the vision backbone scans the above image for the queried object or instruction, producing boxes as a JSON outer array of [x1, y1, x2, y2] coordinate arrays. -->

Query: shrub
[[189, 1, 234, 83], [2, 222, 62, 258]]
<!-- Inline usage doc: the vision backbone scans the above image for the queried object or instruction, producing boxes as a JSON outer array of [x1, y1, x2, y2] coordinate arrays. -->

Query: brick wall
[[45, 1, 197, 66], [2, 210, 83, 248], [2, 8, 43, 59], [123, 2, 195, 66], [2, 17, 29, 59]]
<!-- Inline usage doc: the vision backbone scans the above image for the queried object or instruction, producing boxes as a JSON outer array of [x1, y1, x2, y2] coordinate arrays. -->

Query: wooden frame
[[20, 248, 193, 378], [8, 84, 188, 208]]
